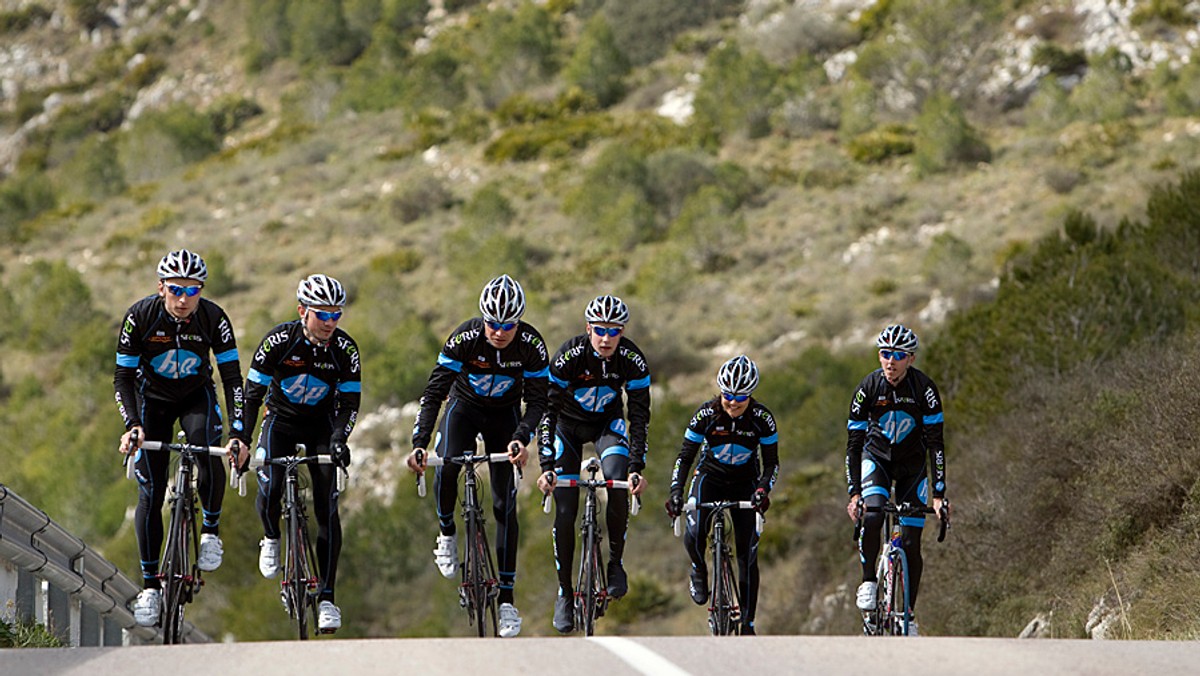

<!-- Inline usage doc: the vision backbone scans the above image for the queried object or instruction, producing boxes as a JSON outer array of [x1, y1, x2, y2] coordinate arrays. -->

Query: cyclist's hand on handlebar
[[847, 493, 862, 521], [332, 441, 351, 468], [752, 487, 770, 514], [628, 472, 646, 497], [507, 440, 528, 468], [406, 449, 427, 474], [119, 426, 144, 455], [665, 493, 683, 520], [933, 496, 950, 521], [226, 438, 251, 471], [536, 470, 556, 495]]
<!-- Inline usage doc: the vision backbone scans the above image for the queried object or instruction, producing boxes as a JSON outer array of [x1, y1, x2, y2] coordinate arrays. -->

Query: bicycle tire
[[462, 495, 487, 637], [288, 500, 320, 640], [721, 550, 741, 636], [888, 548, 912, 636], [578, 523, 598, 636], [299, 505, 322, 635], [160, 488, 191, 644], [476, 523, 499, 637], [708, 521, 733, 636]]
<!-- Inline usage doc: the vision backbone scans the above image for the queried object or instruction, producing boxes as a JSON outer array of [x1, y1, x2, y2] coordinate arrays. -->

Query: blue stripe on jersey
[[600, 446, 629, 459], [116, 353, 139, 367], [924, 413, 944, 425], [337, 381, 361, 393], [863, 486, 890, 499], [627, 376, 650, 390], [684, 428, 705, 444], [847, 420, 868, 430], [437, 352, 463, 372], [549, 373, 569, 388], [215, 348, 239, 364], [558, 474, 580, 482], [899, 516, 926, 528], [248, 368, 272, 386], [524, 366, 549, 379], [761, 433, 779, 445]]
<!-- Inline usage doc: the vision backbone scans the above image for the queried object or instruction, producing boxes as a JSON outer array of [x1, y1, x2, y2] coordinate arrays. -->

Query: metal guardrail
[[0, 483, 209, 646]]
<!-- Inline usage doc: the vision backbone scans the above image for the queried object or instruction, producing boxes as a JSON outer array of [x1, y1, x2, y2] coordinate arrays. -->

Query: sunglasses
[[590, 326, 623, 338], [879, 350, 910, 361], [486, 321, 517, 331], [309, 309, 343, 322], [166, 284, 202, 297], [722, 393, 750, 402]]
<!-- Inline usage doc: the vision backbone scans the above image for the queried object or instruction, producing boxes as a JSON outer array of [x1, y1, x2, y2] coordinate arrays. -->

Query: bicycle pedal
[[458, 590, 468, 609]]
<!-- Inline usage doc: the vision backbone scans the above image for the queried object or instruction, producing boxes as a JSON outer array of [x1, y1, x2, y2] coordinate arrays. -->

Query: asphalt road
[[4, 636, 1200, 676]]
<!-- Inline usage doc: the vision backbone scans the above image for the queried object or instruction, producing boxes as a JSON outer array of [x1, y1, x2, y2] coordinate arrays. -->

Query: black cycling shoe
[[688, 567, 709, 605], [553, 594, 575, 634], [606, 561, 628, 598], [741, 624, 756, 636]]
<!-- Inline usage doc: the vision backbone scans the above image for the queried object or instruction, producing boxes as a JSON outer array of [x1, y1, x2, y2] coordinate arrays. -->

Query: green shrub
[[1155, 59, 1200, 116], [922, 232, 974, 286], [692, 42, 778, 144], [287, 0, 363, 66], [837, 77, 878, 139], [204, 252, 236, 296], [9, 260, 101, 350], [48, 89, 127, 145], [244, 0, 290, 71], [562, 143, 657, 249], [390, 174, 454, 223], [208, 96, 264, 135], [484, 114, 613, 162], [122, 54, 167, 90], [564, 13, 630, 108], [1070, 49, 1139, 123], [0, 171, 57, 243], [470, 2, 562, 108], [913, 92, 991, 175], [852, 0, 896, 39], [645, 149, 717, 222], [1031, 42, 1087, 76], [0, 617, 65, 648], [0, 3, 51, 34], [668, 185, 743, 272], [846, 124, 915, 163], [1131, 0, 1196, 27], [56, 133, 126, 203], [367, 248, 422, 277], [119, 104, 219, 182], [1024, 76, 1072, 132], [67, 0, 112, 31], [601, 0, 742, 67], [462, 182, 516, 230]]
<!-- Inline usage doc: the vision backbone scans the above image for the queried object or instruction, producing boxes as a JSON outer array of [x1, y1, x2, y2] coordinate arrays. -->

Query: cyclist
[[534, 294, 651, 634], [845, 324, 947, 637], [115, 249, 248, 627], [666, 355, 778, 636], [405, 274, 548, 638], [245, 274, 360, 633]]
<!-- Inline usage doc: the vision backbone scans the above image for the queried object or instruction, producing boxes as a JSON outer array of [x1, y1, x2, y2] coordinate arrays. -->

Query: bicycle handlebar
[[124, 431, 247, 496], [853, 501, 951, 543], [414, 449, 519, 498], [539, 473, 642, 516], [250, 444, 348, 492], [672, 498, 764, 537]]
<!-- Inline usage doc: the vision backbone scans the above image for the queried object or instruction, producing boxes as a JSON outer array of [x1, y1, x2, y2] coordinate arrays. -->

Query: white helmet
[[584, 295, 630, 325], [875, 324, 919, 352], [157, 249, 207, 282], [479, 274, 525, 323], [717, 355, 759, 396], [297, 274, 347, 307]]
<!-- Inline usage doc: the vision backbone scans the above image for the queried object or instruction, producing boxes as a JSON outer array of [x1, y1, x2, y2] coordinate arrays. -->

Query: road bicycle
[[853, 500, 949, 636], [674, 497, 763, 636], [540, 456, 640, 636], [416, 448, 520, 637], [251, 445, 346, 640], [125, 431, 242, 644]]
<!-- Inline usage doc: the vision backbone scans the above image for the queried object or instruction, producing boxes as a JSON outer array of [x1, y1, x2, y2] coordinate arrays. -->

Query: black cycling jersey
[[670, 397, 780, 498], [114, 295, 246, 440], [844, 367, 945, 498], [244, 320, 362, 443], [412, 317, 549, 450], [536, 333, 652, 473]]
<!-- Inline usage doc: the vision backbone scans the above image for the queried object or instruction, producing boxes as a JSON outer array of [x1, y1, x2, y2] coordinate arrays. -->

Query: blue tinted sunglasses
[[722, 393, 750, 402], [310, 309, 343, 322], [879, 350, 910, 361], [590, 325, 622, 338], [166, 284, 202, 297], [486, 321, 517, 331]]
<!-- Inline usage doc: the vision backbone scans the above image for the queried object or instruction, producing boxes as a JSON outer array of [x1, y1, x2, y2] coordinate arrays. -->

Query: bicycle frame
[[675, 498, 763, 637], [252, 446, 346, 639], [130, 434, 238, 644], [417, 450, 518, 637], [855, 500, 947, 636], [541, 456, 641, 636]]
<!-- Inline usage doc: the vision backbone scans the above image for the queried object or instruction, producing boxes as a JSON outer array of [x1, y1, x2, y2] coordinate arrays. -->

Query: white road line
[[587, 636, 694, 676]]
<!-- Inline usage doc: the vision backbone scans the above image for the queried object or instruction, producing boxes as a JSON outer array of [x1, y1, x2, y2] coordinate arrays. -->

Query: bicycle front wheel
[[286, 501, 317, 640], [576, 523, 603, 636], [160, 492, 192, 644], [462, 506, 489, 637], [886, 549, 911, 636]]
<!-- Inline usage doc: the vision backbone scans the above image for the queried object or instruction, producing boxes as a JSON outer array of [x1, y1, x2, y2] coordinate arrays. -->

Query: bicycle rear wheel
[[160, 491, 192, 644]]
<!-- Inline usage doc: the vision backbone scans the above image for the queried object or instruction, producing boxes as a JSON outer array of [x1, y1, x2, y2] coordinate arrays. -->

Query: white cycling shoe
[[259, 537, 281, 579], [318, 600, 342, 631], [133, 588, 161, 627], [434, 534, 458, 578], [498, 602, 522, 638], [197, 534, 223, 572], [906, 619, 919, 637], [855, 581, 877, 610]]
